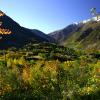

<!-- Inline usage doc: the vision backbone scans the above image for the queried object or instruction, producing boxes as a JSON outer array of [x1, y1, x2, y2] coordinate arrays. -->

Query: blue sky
[[0, 0, 100, 33]]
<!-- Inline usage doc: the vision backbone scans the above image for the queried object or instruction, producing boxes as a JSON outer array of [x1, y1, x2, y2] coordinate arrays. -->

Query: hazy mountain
[[0, 10, 54, 49]]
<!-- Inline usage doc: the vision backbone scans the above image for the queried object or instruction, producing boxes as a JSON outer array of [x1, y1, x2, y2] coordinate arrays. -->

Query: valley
[[0, 10, 100, 100]]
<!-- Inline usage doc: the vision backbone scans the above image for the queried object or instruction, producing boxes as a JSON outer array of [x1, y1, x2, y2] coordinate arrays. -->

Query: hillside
[[64, 21, 100, 50], [49, 24, 78, 44], [49, 18, 100, 50], [0, 10, 54, 49], [0, 35, 100, 100]]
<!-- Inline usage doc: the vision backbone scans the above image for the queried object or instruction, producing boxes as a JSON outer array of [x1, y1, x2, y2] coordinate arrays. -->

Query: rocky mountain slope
[[48, 24, 78, 44], [65, 21, 100, 50], [49, 17, 100, 50]]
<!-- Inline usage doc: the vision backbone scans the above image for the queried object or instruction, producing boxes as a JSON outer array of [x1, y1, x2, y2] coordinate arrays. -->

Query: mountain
[[48, 24, 79, 45], [65, 21, 100, 50], [0, 10, 100, 50], [49, 17, 100, 50], [0, 10, 54, 49]]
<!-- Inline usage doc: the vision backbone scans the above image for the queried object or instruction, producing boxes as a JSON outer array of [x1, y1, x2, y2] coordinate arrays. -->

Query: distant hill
[[49, 17, 100, 50], [48, 24, 78, 44], [0, 10, 55, 49]]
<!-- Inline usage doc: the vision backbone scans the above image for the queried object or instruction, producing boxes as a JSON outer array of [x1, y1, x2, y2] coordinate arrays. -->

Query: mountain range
[[0, 10, 100, 50], [49, 17, 100, 50], [0, 10, 54, 49]]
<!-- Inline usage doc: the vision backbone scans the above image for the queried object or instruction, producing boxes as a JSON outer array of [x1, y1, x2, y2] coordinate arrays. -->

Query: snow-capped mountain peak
[[81, 16, 100, 24], [73, 16, 100, 26]]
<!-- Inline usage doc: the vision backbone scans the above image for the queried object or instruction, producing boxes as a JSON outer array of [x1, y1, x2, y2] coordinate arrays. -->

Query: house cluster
[[0, 11, 12, 35], [0, 10, 5, 16], [0, 28, 12, 35]]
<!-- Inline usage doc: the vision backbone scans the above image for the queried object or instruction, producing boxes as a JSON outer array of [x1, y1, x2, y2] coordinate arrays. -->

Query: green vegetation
[[64, 21, 100, 50], [0, 42, 100, 100]]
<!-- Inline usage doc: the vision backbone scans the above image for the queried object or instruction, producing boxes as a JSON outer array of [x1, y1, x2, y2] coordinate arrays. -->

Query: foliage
[[0, 43, 100, 100]]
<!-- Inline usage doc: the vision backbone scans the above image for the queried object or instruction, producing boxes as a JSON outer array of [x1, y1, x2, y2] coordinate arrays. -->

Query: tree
[[90, 8, 96, 16], [90, 8, 99, 20]]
